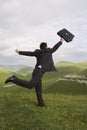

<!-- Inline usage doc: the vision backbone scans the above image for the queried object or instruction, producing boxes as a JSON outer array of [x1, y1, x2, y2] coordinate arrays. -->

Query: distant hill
[[0, 61, 87, 87], [1, 64, 33, 74], [55, 61, 87, 74], [42, 61, 87, 94], [5, 64, 33, 72], [56, 61, 75, 66], [0, 66, 12, 73], [0, 65, 33, 86], [77, 61, 87, 70], [78, 69, 87, 76], [0, 66, 12, 86], [16, 66, 33, 75], [55, 61, 80, 77]]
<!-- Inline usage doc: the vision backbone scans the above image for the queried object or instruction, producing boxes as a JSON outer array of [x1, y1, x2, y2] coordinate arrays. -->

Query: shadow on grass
[[43, 80, 87, 95]]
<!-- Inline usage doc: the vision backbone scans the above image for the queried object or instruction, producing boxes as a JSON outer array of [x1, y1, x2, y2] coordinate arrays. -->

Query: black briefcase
[[57, 28, 75, 42]]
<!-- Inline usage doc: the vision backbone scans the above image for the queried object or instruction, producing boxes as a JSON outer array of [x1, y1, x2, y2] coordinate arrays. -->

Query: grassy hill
[[17, 66, 33, 75], [5, 64, 33, 75], [0, 66, 12, 87], [42, 61, 87, 95], [0, 65, 33, 86], [0, 61, 87, 130]]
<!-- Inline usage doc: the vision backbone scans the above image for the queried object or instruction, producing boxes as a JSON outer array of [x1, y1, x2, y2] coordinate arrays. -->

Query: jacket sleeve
[[19, 50, 38, 56], [50, 41, 62, 53]]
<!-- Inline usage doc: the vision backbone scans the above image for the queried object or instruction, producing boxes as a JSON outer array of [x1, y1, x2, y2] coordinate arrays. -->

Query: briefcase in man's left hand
[[57, 28, 75, 42]]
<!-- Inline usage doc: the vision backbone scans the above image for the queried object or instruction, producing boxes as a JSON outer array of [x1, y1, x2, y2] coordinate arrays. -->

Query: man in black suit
[[5, 37, 64, 106]]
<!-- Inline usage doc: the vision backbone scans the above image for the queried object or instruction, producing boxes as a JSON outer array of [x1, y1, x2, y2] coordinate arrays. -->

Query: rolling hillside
[[0, 65, 33, 86], [0, 61, 87, 130], [1, 61, 87, 87], [0, 66, 12, 86], [43, 61, 87, 82], [5, 64, 33, 74], [17, 66, 33, 75], [42, 61, 87, 94]]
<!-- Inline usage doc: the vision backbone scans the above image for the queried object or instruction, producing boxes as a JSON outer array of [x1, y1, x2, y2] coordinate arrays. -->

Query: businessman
[[5, 37, 64, 106]]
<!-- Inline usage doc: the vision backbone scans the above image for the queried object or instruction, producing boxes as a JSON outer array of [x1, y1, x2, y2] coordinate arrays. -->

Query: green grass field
[[0, 62, 87, 130]]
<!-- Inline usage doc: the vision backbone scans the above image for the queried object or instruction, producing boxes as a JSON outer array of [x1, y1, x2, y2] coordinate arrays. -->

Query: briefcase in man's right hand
[[57, 28, 75, 42]]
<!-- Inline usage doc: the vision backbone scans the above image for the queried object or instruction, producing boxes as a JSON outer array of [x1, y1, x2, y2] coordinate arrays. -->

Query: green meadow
[[0, 62, 87, 130]]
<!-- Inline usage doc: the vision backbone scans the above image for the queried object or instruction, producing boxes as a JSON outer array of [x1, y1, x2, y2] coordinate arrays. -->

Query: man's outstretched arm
[[15, 49, 37, 56], [50, 37, 64, 53]]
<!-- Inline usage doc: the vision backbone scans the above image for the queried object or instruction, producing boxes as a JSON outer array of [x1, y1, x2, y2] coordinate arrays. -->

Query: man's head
[[40, 42, 47, 50]]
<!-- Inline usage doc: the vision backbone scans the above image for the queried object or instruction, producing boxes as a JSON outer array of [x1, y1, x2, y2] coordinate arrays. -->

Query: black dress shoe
[[5, 75, 15, 84], [37, 103, 45, 107]]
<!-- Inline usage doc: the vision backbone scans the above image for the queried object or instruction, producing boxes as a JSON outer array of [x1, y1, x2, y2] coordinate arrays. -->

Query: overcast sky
[[0, 0, 87, 66]]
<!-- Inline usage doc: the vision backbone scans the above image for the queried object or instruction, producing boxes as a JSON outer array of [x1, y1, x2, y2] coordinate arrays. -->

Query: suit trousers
[[12, 67, 45, 105]]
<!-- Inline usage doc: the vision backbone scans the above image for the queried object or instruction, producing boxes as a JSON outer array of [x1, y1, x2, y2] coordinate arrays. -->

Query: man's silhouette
[[5, 37, 64, 106]]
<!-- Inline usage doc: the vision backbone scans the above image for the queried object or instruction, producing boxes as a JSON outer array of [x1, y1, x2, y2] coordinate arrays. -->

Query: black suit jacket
[[19, 41, 62, 72]]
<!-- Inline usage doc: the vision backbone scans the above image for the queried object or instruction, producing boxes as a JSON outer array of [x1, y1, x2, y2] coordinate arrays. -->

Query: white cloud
[[0, 0, 87, 65]]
